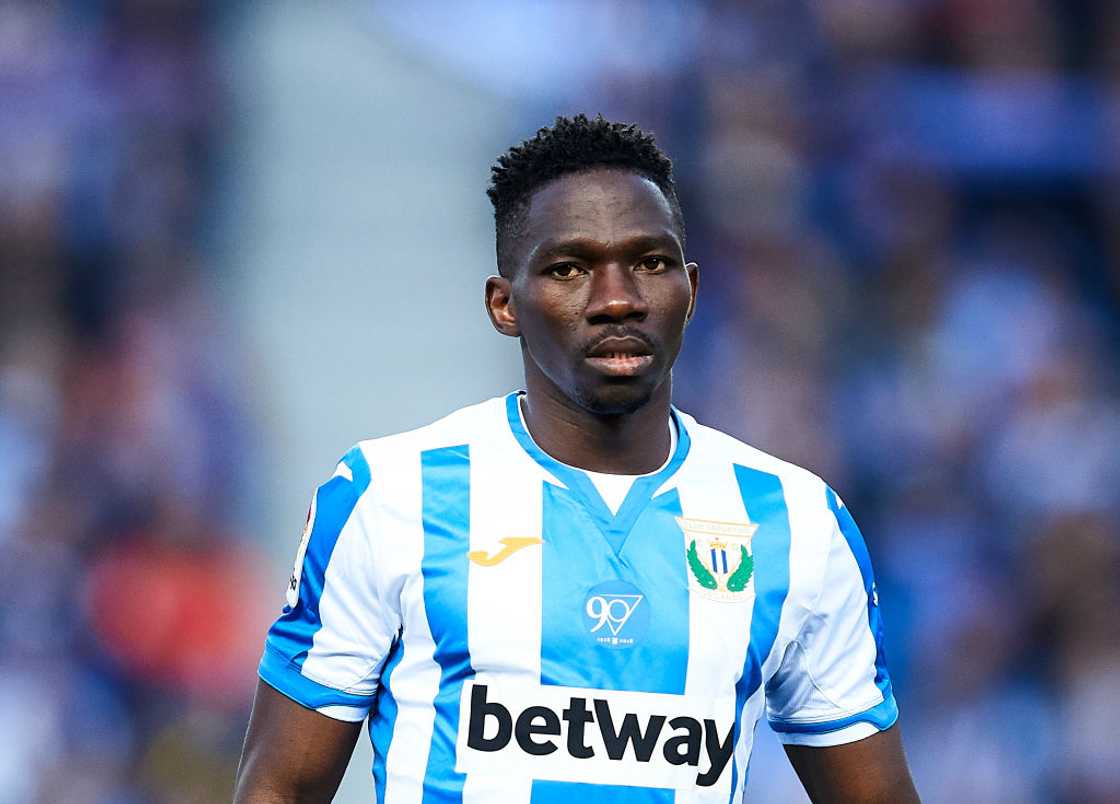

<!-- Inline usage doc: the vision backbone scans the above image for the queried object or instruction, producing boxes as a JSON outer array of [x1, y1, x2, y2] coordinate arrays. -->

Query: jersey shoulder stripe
[[676, 414, 838, 579], [260, 444, 374, 714], [679, 414, 827, 502], [354, 397, 506, 465]]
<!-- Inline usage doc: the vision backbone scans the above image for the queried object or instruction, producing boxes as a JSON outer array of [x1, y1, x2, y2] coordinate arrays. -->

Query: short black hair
[[487, 114, 684, 276]]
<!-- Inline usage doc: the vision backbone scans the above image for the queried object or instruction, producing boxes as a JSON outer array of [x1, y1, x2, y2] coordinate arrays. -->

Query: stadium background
[[2, 1, 1119, 801]]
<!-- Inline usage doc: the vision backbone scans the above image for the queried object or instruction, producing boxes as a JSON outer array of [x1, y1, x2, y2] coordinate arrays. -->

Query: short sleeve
[[258, 444, 400, 722], [765, 486, 898, 746]]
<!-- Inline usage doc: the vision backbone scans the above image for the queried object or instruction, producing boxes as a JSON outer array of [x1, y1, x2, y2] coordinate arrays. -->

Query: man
[[235, 115, 920, 803]]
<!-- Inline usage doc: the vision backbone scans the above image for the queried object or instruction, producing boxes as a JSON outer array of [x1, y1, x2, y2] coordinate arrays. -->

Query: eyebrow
[[529, 232, 681, 263]]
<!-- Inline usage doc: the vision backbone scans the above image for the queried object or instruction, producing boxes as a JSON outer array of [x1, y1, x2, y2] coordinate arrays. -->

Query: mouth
[[585, 336, 655, 377], [585, 354, 655, 376]]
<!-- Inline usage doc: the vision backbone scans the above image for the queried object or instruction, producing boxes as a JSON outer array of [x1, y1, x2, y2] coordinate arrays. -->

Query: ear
[[485, 275, 521, 337], [684, 262, 700, 322]]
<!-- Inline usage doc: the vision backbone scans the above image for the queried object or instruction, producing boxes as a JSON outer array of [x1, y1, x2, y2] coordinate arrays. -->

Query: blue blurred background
[[2, 2, 1119, 802]]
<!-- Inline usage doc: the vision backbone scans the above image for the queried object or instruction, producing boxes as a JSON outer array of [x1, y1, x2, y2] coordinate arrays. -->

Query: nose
[[585, 263, 649, 323]]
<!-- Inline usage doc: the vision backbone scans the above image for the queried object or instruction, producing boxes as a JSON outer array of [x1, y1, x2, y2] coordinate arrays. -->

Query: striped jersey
[[259, 392, 898, 802]]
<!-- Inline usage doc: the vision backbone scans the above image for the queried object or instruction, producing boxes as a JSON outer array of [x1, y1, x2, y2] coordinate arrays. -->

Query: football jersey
[[259, 392, 897, 803]]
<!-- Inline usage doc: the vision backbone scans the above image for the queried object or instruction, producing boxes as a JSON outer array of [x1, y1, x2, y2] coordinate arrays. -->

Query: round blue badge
[[583, 580, 650, 649]]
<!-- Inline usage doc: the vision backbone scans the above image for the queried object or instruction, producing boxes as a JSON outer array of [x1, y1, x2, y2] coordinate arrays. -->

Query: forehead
[[520, 169, 680, 257]]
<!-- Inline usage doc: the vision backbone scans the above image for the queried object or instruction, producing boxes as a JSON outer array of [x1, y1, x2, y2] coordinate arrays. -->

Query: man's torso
[[262, 393, 893, 803]]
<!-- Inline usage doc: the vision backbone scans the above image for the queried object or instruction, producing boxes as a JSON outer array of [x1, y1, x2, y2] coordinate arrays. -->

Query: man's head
[[488, 115, 686, 277], [485, 115, 698, 416]]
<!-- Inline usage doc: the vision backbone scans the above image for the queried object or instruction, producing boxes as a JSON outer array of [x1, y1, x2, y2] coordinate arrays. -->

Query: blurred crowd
[[618, 2, 1119, 802], [3, 1, 1120, 802], [0, 3, 267, 802]]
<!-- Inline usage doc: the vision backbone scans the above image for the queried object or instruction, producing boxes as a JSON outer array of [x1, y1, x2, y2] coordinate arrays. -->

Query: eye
[[637, 256, 671, 272], [547, 262, 585, 280]]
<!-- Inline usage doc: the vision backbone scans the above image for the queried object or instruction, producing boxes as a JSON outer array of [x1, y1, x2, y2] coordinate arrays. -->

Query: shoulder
[[349, 395, 508, 473], [677, 410, 832, 513], [676, 411, 843, 594], [678, 413, 865, 633], [318, 397, 508, 563]]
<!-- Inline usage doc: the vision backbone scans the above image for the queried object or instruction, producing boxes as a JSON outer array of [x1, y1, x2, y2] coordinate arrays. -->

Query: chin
[[573, 380, 658, 417]]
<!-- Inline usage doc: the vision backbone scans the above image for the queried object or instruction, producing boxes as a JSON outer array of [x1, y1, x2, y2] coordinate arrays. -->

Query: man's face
[[487, 168, 698, 415]]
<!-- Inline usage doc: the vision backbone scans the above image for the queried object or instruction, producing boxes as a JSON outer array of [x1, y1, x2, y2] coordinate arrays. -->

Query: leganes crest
[[676, 517, 757, 602]]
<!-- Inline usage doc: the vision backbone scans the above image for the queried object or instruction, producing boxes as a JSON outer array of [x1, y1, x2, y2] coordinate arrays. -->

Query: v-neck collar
[[503, 391, 692, 555]]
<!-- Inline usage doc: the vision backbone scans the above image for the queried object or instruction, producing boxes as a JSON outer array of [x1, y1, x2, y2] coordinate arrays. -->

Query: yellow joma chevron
[[467, 537, 543, 567]]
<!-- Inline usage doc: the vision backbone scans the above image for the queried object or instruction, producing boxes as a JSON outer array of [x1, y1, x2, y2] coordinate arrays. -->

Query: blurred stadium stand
[[1, 1, 1118, 802]]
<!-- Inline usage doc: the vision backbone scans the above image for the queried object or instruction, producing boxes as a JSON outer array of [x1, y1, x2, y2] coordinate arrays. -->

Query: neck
[[520, 374, 673, 475]]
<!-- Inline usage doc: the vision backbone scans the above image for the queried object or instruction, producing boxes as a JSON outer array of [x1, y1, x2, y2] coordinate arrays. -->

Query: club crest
[[677, 517, 757, 602]]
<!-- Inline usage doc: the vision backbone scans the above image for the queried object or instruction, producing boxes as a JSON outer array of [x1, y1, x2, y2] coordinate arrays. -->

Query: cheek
[[524, 288, 584, 334], [653, 279, 694, 330], [515, 292, 585, 360]]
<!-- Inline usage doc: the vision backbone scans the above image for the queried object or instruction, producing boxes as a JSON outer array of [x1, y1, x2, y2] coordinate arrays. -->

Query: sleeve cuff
[[769, 691, 898, 747], [259, 644, 374, 722]]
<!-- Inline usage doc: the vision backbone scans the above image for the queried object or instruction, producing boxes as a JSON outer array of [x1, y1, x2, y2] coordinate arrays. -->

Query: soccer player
[[234, 115, 920, 803]]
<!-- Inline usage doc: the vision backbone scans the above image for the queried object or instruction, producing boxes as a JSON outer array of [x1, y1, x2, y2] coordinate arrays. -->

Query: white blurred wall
[[225, 3, 519, 798]]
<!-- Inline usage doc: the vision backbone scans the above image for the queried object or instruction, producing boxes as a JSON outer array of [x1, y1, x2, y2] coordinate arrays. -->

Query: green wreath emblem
[[726, 545, 753, 592], [687, 539, 718, 589]]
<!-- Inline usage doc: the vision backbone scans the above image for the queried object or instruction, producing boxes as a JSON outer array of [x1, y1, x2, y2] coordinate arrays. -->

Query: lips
[[585, 354, 655, 376], [585, 335, 655, 377]]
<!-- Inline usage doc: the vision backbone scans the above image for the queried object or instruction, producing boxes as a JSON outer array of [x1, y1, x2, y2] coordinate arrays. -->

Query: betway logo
[[455, 681, 736, 791]]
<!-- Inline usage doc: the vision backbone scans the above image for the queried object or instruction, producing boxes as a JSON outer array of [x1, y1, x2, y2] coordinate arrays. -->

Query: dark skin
[[234, 683, 360, 803], [485, 169, 697, 474], [234, 168, 919, 803]]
